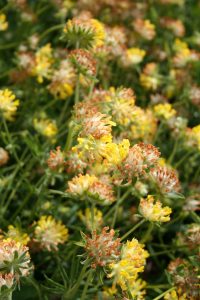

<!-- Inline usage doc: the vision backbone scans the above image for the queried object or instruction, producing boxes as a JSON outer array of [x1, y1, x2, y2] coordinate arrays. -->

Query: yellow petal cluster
[[0, 89, 20, 121], [153, 103, 176, 120], [34, 215, 68, 251], [109, 238, 149, 290], [139, 195, 172, 222], [0, 13, 8, 31]]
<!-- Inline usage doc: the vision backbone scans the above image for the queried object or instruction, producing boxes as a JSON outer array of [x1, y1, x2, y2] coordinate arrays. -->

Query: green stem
[[152, 287, 175, 300], [121, 219, 145, 242], [39, 24, 64, 41], [174, 150, 194, 168], [0, 42, 19, 50], [190, 211, 200, 223], [75, 73, 80, 105], [147, 284, 170, 289], [65, 121, 74, 151], [1, 291, 13, 300], [63, 261, 89, 299], [80, 269, 93, 300], [153, 121, 164, 144], [104, 188, 132, 221], [141, 222, 154, 243], [111, 188, 121, 228], [2, 117, 20, 163], [167, 138, 179, 164]]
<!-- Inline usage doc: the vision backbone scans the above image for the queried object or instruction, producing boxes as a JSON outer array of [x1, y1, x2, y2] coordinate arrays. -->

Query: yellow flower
[[139, 195, 172, 222], [153, 103, 176, 120], [191, 124, 200, 150], [126, 48, 146, 64], [0, 89, 20, 121], [32, 44, 54, 83], [68, 174, 97, 195], [48, 60, 75, 99], [73, 134, 129, 166], [102, 139, 130, 166], [130, 278, 147, 300], [78, 207, 103, 230], [173, 39, 198, 67], [164, 289, 187, 300], [33, 117, 58, 139], [90, 19, 105, 47], [67, 174, 115, 205], [109, 238, 148, 291], [64, 18, 105, 49], [131, 108, 157, 142], [6, 225, 30, 246], [106, 87, 136, 126], [134, 19, 156, 40], [34, 215, 68, 251], [0, 14, 8, 31]]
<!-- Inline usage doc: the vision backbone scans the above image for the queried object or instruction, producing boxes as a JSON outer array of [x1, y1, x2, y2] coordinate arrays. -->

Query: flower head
[[154, 103, 176, 120], [109, 238, 149, 290], [80, 112, 115, 139], [139, 195, 172, 222], [150, 165, 180, 192], [106, 87, 136, 126], [0, 239, 32, 289], [0, 14, 8, 31], [0, 148, 9, 167], [63, 18, 105, 49], [33, 117, 58, 139], [34, 215, 68, 251], [67, 174, 115, 205], [129, 278, 147, 300], [5, 225, 30, 245], [134, 19, 156, 40], [164, 289, 187, 300], [49, 59, 75, 99], [84, 227, 121, 268], [0, 89, 20, 121], [47, 146, 65, 171], [140, 63, 160, 90], [69, 49, 97, 76], [187, 125, 200, 150], [78, 208, 103, 231], [31, 44, 54, 83], [124, 48, 146, 65]]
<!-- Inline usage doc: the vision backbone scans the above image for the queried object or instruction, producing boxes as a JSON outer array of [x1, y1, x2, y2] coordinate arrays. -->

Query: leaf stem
[[152, 287, 175, 300], [121, 219, 145, 242]]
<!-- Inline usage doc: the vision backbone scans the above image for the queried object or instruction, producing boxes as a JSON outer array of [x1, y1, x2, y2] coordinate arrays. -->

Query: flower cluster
[[139, 195, 172, 222], [0, 240, 32, 290], [109, 238, 149, 291]]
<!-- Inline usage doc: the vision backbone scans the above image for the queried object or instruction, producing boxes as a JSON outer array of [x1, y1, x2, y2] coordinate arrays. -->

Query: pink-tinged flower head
[[0, 239, 32, 287], [69, 49, 97, 76], [67, 174, 115, 205], [0, 273, 14, 290], [119, 143, 160, 182], [137, 143, 160, 167], [81, 112, 116, 139], [85, 227, 121, 268], [150, 166, 180, 192], [47, 146, 65, 171]]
